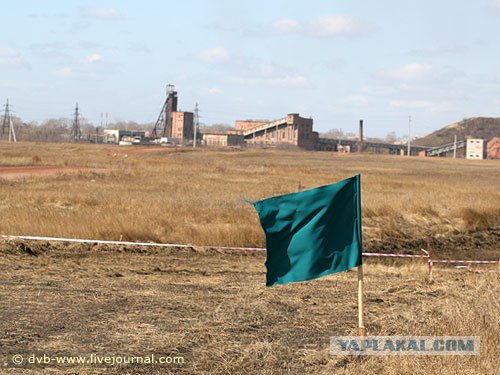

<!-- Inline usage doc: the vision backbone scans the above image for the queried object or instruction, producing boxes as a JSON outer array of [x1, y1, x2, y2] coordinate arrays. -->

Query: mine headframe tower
[[151, 84, 178, 139]]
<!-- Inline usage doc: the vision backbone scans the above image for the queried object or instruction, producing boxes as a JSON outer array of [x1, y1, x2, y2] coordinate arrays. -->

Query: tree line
[[1, 116, 154, 142]]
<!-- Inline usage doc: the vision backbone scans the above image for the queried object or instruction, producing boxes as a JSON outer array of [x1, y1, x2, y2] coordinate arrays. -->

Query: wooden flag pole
[[358, 264, 365, 336]]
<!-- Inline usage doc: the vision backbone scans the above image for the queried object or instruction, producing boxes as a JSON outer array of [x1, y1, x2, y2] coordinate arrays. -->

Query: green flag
[[253, 175, 362, 287]]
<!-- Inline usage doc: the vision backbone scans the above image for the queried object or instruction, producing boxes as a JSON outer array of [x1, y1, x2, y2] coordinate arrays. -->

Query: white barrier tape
[[0, 235, 430, 256], [432, 259, 499, 264], [0, 234, 265, 252], [1, 235, 498, 266], [362, 252, 429, 259]]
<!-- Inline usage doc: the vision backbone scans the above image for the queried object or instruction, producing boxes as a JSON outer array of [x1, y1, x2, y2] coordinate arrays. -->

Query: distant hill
[[413, 117, 500, 147]]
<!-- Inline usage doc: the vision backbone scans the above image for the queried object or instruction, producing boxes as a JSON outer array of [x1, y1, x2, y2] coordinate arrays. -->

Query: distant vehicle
[[132, 136, 142, 144], [160, 137, 170, 144]]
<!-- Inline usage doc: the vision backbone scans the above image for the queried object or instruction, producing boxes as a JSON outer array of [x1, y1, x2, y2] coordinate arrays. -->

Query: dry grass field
[[0, 142, 499, 374], [0, 142, 499, 248]]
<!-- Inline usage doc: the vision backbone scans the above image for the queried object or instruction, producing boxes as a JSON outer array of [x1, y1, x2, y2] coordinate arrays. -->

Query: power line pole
[[453, 134, 457, 159], [2, 99, 17, 142], [0, 99, 7, 137], [193, 102, 199, 148], [407, 115, 411, 157], [70, 102, 82, 141]]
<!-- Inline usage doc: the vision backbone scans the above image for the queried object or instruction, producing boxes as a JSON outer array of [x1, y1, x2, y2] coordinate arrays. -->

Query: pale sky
[[2, 1, 500, 137]]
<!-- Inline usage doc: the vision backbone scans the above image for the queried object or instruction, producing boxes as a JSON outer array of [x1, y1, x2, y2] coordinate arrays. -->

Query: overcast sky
[[2, 1, 500, 137]]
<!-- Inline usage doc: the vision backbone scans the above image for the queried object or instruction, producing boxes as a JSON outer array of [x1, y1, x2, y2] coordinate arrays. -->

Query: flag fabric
[[252, 175, 363, 287]]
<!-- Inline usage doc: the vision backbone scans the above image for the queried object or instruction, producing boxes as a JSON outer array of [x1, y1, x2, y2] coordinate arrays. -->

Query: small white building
[[466, 139, 485, 160], [103, 129, 146, 144]]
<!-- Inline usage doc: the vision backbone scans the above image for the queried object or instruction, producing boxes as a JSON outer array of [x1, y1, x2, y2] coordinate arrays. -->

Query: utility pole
[[1, 99, 17, 142], [70, 102, 82, 141], [193, 102, 199, 148], [97, 112, 103, 144], [0, 99, 7, 137], [407, 115, 411, 156], [453, 134, 457, 159], [358, 120, 363, 153]]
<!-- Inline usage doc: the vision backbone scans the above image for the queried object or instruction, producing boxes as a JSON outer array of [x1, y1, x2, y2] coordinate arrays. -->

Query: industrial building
[[487, 137, 500, 159], [171, 112, 194, 141], [466, 139, 486, 160], [202, 133, 245, 147], [235, 120, 270, 131], [235, 113, 318, 150], [421, 138, 492, 159]]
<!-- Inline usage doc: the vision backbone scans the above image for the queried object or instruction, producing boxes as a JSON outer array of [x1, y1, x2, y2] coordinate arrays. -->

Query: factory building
[[235, 120, 270, 131], [171, 111, 194, 143], [202, 133, 245, 147], [236, 113, 318, 150], [466, 139, 486, 160], [487, 137, 500, 159]]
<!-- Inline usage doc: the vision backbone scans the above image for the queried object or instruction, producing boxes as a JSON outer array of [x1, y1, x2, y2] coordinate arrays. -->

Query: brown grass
[[0, 243, 498, 374], [0, 142, 499, 374], [0, 142, 499, 248]]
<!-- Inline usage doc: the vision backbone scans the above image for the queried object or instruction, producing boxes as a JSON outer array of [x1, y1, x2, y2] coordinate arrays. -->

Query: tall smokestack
[[358, 120, 363, 153]]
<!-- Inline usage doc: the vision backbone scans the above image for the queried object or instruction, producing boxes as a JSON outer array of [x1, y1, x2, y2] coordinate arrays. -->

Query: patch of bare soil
[[366, 228, 500, 260]]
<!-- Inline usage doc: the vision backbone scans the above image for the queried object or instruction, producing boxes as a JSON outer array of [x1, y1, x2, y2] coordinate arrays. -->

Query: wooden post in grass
[[358, 264, 365, 336], [426, 239, 433, 281], [428, 240, 433, 280], [420, 241, 433, 281]]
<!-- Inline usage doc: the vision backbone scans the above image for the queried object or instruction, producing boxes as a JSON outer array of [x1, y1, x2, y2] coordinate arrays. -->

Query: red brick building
[[235, 113, 318, 150], [171, 112, 194, 142], [487, 137, 500, 159], [235, 120, 270, 131]]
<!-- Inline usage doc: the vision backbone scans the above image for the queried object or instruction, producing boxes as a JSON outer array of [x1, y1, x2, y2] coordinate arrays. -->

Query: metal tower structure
[[151, 84, 178, 139], [1, 99, 17, 142], [70, 102, 82, 141]]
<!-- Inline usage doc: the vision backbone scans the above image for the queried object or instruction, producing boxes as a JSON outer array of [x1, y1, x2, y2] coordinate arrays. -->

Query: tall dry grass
[[0, 142, 499, 246]]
